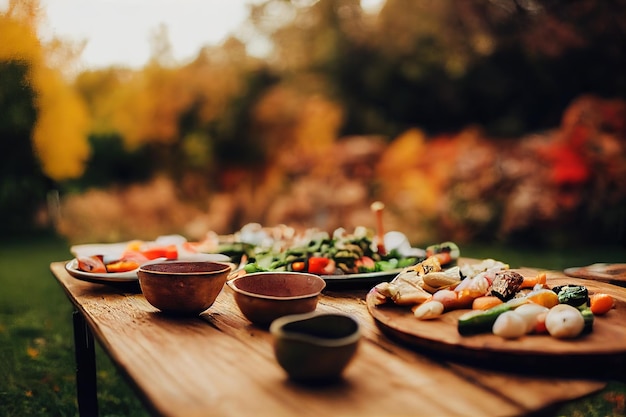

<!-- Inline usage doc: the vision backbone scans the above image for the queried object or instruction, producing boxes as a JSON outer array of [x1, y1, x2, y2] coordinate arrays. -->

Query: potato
[[492, 311, 527, 339], [545, 304, 585, 339]]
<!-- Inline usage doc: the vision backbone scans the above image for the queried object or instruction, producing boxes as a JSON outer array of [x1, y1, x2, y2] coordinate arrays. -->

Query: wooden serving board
[[564, 263, 626, 286], [367, 269, 626, 378]]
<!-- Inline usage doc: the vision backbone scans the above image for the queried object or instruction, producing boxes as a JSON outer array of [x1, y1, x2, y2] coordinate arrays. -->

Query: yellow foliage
[[31, 66, 90, 179], [0, 12, 40, 62], [293, 95, 343, 156], [377, 128, 426, 176], [81, 47, 248, 150], [1, 0, 91, 180]]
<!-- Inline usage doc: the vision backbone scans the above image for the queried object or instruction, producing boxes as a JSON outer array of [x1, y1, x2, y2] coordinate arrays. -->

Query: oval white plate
[[65, 253, 232, 284], [65, 258, 139, 283]]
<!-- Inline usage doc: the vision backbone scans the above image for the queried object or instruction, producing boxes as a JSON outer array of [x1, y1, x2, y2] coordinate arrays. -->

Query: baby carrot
[[589, 293, 615, 315], [520, 272, 547, 289]]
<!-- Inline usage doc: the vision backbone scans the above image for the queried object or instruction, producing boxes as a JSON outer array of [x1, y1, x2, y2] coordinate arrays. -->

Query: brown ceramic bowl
[[270, 312, 361, 383], [138, 261, 232, 315], [226, 272, 326, 327]]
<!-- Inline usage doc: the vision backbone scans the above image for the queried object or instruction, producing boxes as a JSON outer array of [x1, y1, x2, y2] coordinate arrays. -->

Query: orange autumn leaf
[[26, 346, 39, 358]]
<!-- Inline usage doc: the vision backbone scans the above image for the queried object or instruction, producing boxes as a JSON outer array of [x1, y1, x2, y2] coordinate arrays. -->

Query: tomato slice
[[355, 256, 376, 272], [307, 257, 336, 275]]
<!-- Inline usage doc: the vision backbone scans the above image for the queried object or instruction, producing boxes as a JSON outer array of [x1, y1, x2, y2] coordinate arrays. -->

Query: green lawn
[[0, 234, 623, 416], [0, 234, 148, 417]]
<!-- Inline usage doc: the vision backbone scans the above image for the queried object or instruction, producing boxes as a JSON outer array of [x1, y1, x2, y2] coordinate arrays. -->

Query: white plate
[[65, 258, 139, 283], [65, 253, 232, 284]]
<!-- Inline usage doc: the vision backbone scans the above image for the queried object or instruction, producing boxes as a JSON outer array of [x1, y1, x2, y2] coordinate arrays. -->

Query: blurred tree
[[0, 61, 48, 234], [252, 0, 625, 138], [62, 133, 154, 192], [1, 0, 90, 234]]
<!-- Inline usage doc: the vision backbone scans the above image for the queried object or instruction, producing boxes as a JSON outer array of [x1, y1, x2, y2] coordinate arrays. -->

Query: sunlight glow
[[1, 0, 385, 70]]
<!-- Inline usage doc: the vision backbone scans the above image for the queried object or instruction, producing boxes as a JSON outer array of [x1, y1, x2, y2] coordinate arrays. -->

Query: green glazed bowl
[[269, 312, 361, 384]]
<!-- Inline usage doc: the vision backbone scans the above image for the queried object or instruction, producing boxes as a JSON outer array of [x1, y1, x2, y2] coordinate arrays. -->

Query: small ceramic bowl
[[138, 261, 232, 315], [226, 272, 326, 327], [270, 312, 361, 383]]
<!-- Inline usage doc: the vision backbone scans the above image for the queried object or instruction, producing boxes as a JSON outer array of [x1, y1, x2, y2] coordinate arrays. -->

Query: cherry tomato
[[355, 256, 376, 272], [589, 293, 615, 315], [290, 261, 306, 272]]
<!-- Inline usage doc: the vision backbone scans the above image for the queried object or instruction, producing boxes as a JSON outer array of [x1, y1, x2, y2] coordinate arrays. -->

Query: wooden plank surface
[[50, 261, 608, 417]]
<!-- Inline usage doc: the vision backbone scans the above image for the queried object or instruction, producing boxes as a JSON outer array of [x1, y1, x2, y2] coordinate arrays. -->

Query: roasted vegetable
[[552, 285, 589, 308], [580, 307, 594, 334], [77, 255, 107, 273], [489, 270, 524, 301], [425, 241, 460, 266], [458, 303, 512, 336]]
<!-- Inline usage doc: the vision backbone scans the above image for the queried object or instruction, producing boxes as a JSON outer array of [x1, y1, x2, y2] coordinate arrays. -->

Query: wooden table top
[[51, 261, 618, 417]]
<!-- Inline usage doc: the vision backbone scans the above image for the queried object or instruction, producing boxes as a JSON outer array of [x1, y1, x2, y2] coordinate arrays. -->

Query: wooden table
[[50, 261, 621, 417]]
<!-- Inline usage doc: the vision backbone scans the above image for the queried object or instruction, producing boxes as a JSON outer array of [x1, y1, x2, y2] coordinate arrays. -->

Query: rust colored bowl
[[138, 261, 232, 315], [226, 272, 326, 327]]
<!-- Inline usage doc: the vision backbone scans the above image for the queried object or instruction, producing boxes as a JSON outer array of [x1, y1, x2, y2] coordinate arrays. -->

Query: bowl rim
[[138, 260, 233, 275], [226, 271, 326, 300], [270, 312, 361, 347]]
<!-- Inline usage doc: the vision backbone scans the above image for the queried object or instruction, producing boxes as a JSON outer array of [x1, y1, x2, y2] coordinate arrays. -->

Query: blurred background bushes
[[1, 0, 625, 247]]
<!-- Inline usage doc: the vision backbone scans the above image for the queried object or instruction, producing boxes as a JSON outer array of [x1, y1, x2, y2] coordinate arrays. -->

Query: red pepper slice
[[307, 257, 336, 275], [77, 255, 107, 273], [140, 244, 178, 260]]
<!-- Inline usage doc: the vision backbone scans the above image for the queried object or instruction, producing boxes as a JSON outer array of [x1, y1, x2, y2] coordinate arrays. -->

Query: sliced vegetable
[[355, 256, 376, 273], [525, 288, 559, 308], [432, 289, 462, 311], [552, 285, 589, 308], [458, 303, 512, 336], [141, 244, 178, 260], [106, 260, 140, 273], [425, 241, 460, 265], [307, 257, 336, 275], [77, 255, 107, 273], [520, 272, 547, 289], [413, 300, 445, 320], [580, 307, 594, 334], [472, 296, 503, 310]]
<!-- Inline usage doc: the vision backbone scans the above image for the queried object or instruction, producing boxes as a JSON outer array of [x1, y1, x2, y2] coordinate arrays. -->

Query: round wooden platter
[[366, 270, 626, 377], [564, 263, 626, 286]]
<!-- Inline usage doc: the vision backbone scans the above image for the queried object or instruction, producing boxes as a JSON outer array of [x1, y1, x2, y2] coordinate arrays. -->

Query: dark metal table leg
[[73, 310, 99, 417]]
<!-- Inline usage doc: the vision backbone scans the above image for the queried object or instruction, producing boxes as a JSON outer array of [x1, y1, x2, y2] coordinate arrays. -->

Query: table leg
[[73, 310, 99, 417]]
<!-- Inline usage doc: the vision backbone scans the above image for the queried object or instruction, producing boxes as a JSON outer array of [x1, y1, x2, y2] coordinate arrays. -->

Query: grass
[[0, 234, 148, 417], [0, 233, 624, 416]]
